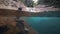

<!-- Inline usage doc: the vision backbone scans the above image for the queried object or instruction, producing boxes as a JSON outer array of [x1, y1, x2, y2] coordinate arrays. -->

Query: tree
[[37, 0, 60, 8], [25, 0, 34, 7], [38, 0, 44, 5], [20, 0, 35, 7]]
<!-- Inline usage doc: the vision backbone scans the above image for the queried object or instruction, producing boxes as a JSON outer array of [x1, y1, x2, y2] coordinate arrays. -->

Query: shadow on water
[[26, 11, 60, 17], [21, 17, 60, 34]]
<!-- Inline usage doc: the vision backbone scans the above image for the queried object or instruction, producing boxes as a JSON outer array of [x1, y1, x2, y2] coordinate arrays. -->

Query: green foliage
[[37, 0, 60, 8], [38, 0, 44, 5], [20, 0, 35, 7], [25, 0, 34, 7]]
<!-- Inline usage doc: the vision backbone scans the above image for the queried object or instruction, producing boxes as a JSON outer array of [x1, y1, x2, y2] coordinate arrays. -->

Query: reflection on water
[[21, 17, 60, 34]]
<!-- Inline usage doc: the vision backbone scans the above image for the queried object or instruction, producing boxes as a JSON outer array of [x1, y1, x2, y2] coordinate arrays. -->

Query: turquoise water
[[21, 17, 60, 34]]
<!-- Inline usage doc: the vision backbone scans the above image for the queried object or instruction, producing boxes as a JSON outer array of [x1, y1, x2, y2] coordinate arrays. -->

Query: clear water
[[21, 17, 60, 34]]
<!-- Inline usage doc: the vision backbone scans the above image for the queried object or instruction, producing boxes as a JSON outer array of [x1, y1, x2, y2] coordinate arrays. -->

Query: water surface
[[21, 17, 60, 34]]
